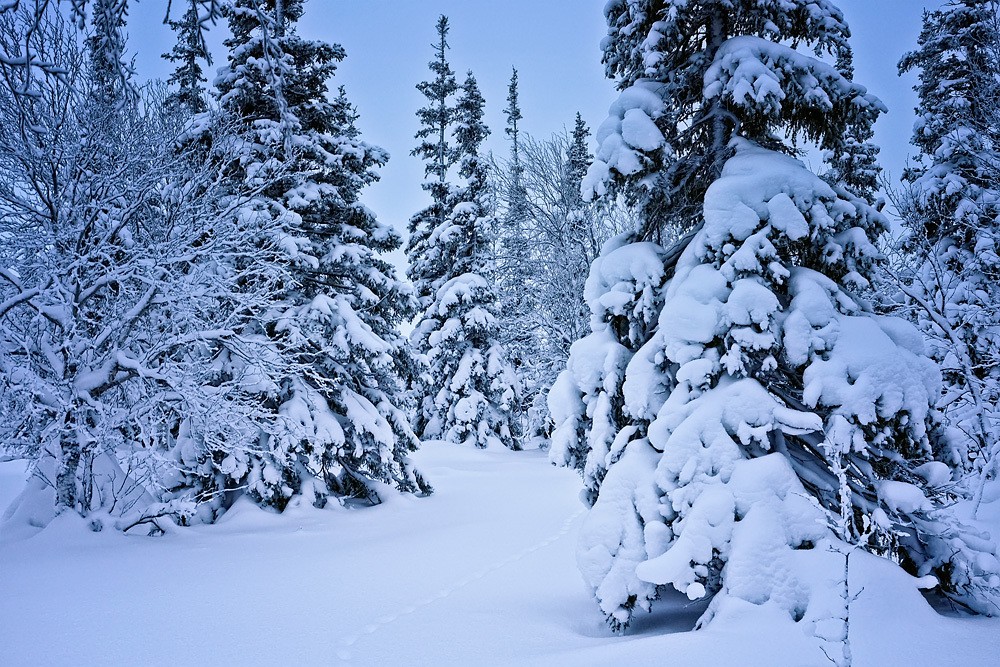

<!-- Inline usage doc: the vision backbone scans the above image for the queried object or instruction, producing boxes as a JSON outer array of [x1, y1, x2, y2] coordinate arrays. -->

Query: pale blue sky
[[128, 0, 944, 249]]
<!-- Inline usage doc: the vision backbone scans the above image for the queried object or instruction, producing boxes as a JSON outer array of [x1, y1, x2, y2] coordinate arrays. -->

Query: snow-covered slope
[[1, 446, 999, 666]]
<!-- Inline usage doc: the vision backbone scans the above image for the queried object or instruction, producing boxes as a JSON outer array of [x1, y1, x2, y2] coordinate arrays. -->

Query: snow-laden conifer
[[491, 67, 571, 444], [553, 0, 1000, 639], [496, 68, 539, 427], [896, 0, 1000, 496], [407, 15, 458, 314], [175, 0, 429, 511], [588, 0, 869, 238], [409, 64, 521, 450], [163, 0, 210, 114], [496, 68, 536, 366]]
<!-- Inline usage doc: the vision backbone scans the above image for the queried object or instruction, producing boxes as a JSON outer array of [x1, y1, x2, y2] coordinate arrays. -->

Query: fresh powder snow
[[4, 446, 1000, 666]]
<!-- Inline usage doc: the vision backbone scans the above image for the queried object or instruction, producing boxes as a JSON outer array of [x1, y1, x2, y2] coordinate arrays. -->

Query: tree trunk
[[56, 413, 80, 513], [707, 10, 729, 181]]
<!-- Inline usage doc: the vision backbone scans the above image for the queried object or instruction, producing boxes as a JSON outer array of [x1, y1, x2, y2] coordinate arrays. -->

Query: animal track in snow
[[335, 508, 584, 663]]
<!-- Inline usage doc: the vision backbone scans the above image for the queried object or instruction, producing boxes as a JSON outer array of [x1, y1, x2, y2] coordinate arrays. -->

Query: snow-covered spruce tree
[[407, 14, 458, 317], [896, 0, 1000, 492], [497, 70, 535, 369], [409, 67, 521, 450], [566, 113, 592, 206], [547, 230, 667, 500], [552, 0, 1000, 638], [185, 0, 429, 510], [406, 14, 456, 438], [551, 114, 632, 363], [552, 0, 867, 487]]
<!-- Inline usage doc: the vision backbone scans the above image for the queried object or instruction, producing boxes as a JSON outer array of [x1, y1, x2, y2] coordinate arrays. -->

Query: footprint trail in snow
[[335, 507, 585, 663]]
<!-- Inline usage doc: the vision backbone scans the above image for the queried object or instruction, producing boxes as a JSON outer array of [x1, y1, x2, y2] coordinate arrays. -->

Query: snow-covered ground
[[2, 443, 999, 666]]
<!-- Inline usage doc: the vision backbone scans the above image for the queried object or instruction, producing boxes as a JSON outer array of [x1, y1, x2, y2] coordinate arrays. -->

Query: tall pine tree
[[496, 67, 539, 436], [163, 0, 209, 114], [408, 15, 459, 312]]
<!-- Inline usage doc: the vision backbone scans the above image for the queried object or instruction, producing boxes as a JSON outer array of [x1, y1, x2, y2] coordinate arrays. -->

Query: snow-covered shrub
[[0, 5, 280, 526]]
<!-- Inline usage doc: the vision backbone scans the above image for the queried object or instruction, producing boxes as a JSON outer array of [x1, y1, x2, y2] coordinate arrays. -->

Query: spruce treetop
[[590, 0, 885, 236], [86, 0, 132, 105], [504, 67, 523, 174], [454, 71, 490, 187], [163, 0, 210, 113], [899, 0, 1000, 230], [565, 112, 592, 205], [413, 14, 459, 193]]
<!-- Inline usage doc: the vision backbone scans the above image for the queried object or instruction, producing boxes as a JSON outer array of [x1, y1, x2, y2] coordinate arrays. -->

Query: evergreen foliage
[[566, 113, 592, 205], [1, 4, 999, 648], [496, 67, 541, 436], [408, 15, 459, 309], [407, 21, 521, 449], [504, 68, 523, 174], [588, 0, 884, 240], [85, 0, 131, 100], [0, 0, 222, 96], [163, 0, 209, 113], [197, 0, 428, 508], [553, 0, 1000, 634], [896, 0, 1000, 494]]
